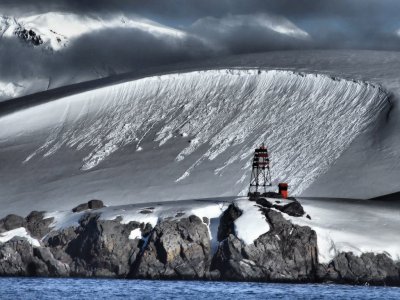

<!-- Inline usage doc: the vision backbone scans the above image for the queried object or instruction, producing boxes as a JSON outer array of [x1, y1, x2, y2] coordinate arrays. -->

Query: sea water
[[0, 278, 399, 299]]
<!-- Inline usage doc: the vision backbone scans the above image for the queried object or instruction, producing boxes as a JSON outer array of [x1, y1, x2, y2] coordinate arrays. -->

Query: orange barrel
[[278, 183, 288, 199]]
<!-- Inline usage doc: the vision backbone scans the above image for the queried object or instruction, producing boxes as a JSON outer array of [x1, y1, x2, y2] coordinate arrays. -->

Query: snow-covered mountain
[[0, 12, 187, 52], [0, 12, 312, 102], [2, 50, 399, 216], [0, 12, 194, 101]]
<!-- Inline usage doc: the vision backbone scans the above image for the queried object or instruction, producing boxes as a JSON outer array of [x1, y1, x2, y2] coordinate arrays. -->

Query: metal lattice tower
[[248, 143, 272, 196]]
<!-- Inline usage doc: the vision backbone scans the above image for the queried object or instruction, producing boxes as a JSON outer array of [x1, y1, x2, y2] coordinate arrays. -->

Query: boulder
[[132, 215, 211, 280], [72, 200, 105, 213], [88, 200, 104, 210], [72, 203, 89, 213], [278, 201, 305, 217], [0, 214, 26, 232]]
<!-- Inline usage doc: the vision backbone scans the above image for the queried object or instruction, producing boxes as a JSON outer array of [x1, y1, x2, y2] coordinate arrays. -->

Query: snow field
[[4, 69, 388, 200]]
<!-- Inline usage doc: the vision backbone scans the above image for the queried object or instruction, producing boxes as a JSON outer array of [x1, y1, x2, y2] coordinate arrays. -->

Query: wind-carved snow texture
[[24, 69, 388, 195]]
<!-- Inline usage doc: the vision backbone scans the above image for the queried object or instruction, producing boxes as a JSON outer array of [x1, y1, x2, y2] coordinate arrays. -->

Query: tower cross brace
[[248, 143, 272, 196]]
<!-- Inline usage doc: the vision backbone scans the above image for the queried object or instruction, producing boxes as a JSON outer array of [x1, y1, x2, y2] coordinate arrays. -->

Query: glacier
[[0, 67, 389, 216]]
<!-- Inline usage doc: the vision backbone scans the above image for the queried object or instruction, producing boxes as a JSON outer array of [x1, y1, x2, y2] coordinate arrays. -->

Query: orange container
[[278, 183, 288, 199]]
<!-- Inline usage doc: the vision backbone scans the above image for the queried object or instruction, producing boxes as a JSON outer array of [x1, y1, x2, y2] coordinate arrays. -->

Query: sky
[[1, 0, 400, 99]]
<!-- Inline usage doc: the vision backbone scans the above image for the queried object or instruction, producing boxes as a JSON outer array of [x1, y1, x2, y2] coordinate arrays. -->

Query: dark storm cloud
[[0, 27, 213, 83], [1, 0, 400, 51]]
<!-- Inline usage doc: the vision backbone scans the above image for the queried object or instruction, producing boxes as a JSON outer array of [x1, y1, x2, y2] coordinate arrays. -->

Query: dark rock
[[319, 252, 400, 285], [72, 203, 89, 213], [72, 200, 104, 213], [212, 208, 318, 282], [0, 238, 35, 276], [278, 201, 305, 217], [2, 202, 399, 285], [217, 204, 242, 242], [262, 192, 283, 199], [15, 27, 43, 46], [33, 247, 70, 277], [25, 211, 54, 240], [44, 213, 141, 277], [0, 214, 26, 232], [255, 197, 272, 208], [140, 210, 153, 214], [0, 238, 67, 277], [132, 215, 211, 280], [88, 200, 104, 210]]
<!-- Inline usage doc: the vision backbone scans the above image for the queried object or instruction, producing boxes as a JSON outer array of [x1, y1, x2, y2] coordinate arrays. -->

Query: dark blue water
[[0, 278, 399, 299]]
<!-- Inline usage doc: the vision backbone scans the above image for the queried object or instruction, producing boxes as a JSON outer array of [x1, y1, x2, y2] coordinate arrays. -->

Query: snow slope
[[170, 50, 400, 199], [0, 68, 388, 216]]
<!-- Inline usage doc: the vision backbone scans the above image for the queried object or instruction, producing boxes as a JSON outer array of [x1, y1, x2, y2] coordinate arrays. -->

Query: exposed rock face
[[132, 215, 211, 280], [25, 211, 54, 240], [0, 238, 68, 277], [318, 252, 400, 285], [212, 206, 318, 282], [44, 214, 141, 277], [0, 200, 399, 286], [15, 28, 43, 46], [0, 211, 53, 240], [217, 204, 242, 241]]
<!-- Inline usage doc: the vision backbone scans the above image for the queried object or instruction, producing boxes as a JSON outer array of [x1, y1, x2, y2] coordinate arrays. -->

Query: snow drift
[[0, 69, 389, 215]]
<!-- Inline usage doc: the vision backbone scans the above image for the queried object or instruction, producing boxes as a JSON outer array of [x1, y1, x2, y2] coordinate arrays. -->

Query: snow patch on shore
[[284, 198, 400, 264], [0, 227, 40, 247], [234, 198, 270, 244], [129, 228, 142, 240]]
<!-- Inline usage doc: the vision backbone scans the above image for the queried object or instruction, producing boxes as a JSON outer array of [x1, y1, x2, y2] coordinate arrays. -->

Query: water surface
[[0, 278, 399, 299]]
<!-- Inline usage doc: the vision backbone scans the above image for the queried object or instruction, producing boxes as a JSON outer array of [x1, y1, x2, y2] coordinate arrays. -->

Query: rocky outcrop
[[25, 211, 54, 240], [317, 252, 400, 285], [254, 196, 305, 217], [0, 200, 399, 286], [0, 211, 53, 240], [132, 215, 212, 280], [217, 204, 242, 241], [212, 205, 318, 282], [44, 213, 141, 277], [15, 28, 43, 46], [0, 214, 26, 233], [0, 238, 68, 277]]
